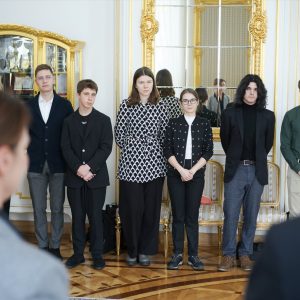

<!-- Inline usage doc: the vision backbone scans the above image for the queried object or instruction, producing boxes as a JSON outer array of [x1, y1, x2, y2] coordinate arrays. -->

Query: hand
[[179, 168, 193, 182], [83, 171, 95, 182], [77, 164, 90, 178]]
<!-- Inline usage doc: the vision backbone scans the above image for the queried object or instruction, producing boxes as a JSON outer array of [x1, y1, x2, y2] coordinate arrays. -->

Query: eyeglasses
[[180, 98, 198, 105], [36, 75, 53, 81]]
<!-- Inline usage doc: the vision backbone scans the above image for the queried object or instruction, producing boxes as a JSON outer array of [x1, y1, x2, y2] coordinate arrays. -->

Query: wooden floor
[[21, 228, 249, 299]]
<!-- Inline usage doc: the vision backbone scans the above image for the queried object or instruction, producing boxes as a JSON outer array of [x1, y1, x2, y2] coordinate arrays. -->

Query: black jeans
[[167, 174, 204, 256]]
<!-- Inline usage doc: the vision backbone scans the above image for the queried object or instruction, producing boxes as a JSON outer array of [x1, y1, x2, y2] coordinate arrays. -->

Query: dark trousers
[[3, 198, 11, 220], [67, 185, 106, 259], [167, 175, 204, 256], [119, 177, 164, 258]]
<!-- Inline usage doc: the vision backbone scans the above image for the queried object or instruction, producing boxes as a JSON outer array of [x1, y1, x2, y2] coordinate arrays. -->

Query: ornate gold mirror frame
[[140, 0, 267, 140]]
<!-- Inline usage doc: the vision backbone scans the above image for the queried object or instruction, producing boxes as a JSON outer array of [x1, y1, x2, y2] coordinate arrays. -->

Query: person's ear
[[0, 146, 13, 176]]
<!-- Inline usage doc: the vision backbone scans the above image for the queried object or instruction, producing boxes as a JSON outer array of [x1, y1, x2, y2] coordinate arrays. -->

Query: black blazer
[[163, 115, 213, 177], [220, 105, 275, 185], [27, 92, 73, 173], [246, 217, 300, 300], [61, 109, 113, 188]]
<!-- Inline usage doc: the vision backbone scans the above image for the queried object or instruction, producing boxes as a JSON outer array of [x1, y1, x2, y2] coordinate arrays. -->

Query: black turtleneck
[[241, 102, 257, 161]]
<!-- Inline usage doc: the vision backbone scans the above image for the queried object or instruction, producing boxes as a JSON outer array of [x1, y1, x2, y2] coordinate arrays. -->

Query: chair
[[198, 160, 224, 254]]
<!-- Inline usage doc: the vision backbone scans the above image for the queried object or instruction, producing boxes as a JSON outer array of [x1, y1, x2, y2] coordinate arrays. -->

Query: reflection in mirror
[[142, 0, 266, 132]]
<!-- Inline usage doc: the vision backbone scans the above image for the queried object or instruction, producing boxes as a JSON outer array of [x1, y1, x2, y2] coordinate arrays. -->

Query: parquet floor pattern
[[24, 232, 249, 299]]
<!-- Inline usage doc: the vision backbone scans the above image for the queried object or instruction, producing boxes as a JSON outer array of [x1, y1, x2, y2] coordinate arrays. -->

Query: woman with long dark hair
[[115, 67, 169, 266], [156, 69, 181, 119]]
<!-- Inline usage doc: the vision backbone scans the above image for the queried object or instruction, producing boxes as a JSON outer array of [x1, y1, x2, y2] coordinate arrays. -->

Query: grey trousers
[[28, 162, 65, 248]]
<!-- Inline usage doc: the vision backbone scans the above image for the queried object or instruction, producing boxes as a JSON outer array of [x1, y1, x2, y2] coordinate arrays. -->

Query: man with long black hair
[[218, 74, 275, 272]]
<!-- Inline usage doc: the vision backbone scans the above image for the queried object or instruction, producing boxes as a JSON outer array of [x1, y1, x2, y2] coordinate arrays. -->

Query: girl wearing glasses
[[163, 88, 213, 271]]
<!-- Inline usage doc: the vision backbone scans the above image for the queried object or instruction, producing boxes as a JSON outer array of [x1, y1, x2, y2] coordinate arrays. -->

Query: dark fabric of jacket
[[61, 109, 113, 188], [246, 217, 300, 300], [220, 105, 275, 185], [27, 92, 73, 173], [163, 115, 213, 177]]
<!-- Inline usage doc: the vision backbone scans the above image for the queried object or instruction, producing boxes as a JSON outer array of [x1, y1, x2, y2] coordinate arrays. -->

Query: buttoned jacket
[[27, 92, 73, 173], [163, 115, 213, 177], [61, 109, 113, 188]]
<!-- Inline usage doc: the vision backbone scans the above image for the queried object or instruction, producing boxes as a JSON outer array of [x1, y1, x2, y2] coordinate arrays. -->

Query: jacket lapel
[[46, 93, 59, 124], [33, 94, 44, 123], [73, 110, 85, 140], [84, 109, 95, 140], [236, 106, 244, 142]]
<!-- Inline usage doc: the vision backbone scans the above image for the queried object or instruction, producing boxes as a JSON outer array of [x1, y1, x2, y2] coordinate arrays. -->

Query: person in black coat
[[218, 74, 275, 272], [246, 217, 300, 300], [164, 88, 213, 271], [27, 64, 73, 259], [61, 79, 113, 270]]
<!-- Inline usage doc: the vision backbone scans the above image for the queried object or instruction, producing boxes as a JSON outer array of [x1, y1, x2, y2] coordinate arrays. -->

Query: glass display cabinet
[[0, 24, 84, 105], [0, 24, 84, 221]]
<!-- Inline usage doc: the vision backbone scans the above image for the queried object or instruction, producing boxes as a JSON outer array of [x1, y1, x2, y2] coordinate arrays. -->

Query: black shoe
[[188, 256, 204, 271], [65, 255, 85, 269], [138, 254, 150, 266], [167, 254, 183, 270], [40, 246, 49, 251], [126, 255, 137, 266], [92, 257, 106, 270], [50, 248, 63, 260]]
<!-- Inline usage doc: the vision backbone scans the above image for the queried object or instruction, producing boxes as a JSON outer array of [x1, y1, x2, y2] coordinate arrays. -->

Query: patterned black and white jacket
[[161, 95, 182, 119], [115, 99, 169, 183], [163, 115, 213, 177]]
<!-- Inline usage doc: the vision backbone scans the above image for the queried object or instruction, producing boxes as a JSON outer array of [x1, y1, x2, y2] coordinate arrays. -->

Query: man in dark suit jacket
[[218, 74, 275, 272], [246, 217, 300, 300], [27, 64, 73, 259], [61, 79, 113, 270]]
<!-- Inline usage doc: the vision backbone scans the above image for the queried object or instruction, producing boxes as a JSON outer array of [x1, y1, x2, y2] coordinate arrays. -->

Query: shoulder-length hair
[[127, 67, 160, 106], [234, 74, 267, 109], [156, 69, 175, 98], [180, 88, 202, 112]]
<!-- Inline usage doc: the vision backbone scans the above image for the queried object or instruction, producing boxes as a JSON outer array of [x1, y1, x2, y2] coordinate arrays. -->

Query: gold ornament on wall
[[141, 0, 158, 69]]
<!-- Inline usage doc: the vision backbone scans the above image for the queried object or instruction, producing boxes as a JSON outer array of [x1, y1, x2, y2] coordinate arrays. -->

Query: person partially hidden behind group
[[115, 67, 168, 266], [164, 88, 213, 270], [218, 74, 275, 272], [195, 87, 218, 127], [61, 79, 113, 270], [26, 64, 73, 259], [156, 68, 182, 119], [0, 91, 68, 299], [208, 78, 230, 126]]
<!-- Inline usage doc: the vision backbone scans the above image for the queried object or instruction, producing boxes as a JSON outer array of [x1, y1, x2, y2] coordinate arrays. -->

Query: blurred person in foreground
[[0, 91, 68, 299]]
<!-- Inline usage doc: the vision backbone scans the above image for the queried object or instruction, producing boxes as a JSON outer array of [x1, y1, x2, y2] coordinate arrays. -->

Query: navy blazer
[[163, 115, 213, 177], [220, 105, 275, 185], [61, 109, 113, 189], [27, 92, 73, 173]]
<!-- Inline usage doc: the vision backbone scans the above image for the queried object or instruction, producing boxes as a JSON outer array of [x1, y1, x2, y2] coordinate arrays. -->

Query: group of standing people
[[2, 62, 286, 276]]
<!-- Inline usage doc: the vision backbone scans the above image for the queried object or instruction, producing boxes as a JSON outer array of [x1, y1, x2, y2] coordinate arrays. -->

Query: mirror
[[141, 0, 266, 138]]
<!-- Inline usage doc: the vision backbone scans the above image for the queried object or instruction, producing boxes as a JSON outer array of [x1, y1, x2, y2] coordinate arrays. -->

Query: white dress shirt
[[39, 94, 53, 123], [184, 115, 195, 159]]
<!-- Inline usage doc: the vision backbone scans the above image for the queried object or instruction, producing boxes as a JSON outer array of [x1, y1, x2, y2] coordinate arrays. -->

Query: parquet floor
[[23, 231, 249, 299]]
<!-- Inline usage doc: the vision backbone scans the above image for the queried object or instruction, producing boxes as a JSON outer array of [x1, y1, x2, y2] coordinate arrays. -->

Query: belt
[[240, 160, 255, 165]]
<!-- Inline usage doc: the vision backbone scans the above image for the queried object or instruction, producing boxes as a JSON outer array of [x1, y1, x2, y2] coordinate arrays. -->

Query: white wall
[[1, 0, 117, 211]]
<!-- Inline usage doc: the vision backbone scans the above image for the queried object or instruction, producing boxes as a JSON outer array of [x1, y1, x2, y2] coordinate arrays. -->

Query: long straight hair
[[127, 67, 160, 106]]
